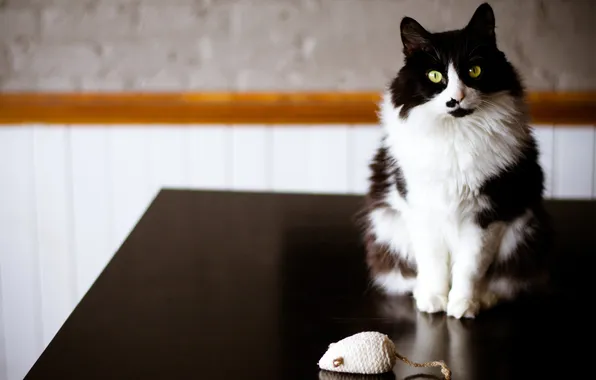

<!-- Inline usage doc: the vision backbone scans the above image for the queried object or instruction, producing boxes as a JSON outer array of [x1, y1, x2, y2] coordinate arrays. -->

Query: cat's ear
[[400, 17, 431, 56], [466, 3, 496, 42]]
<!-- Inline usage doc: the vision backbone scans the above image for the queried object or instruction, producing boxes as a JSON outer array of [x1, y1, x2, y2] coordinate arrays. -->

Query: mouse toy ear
[[332, 357, 343, 368]]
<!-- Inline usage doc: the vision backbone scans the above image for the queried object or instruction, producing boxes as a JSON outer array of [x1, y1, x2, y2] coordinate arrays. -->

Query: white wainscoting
[[0, 124, 595, 380]]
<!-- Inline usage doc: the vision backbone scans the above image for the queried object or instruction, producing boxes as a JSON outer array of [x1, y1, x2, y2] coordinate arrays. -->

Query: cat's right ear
[[466, 3, 496, 43], [400, 17, 431, 57]]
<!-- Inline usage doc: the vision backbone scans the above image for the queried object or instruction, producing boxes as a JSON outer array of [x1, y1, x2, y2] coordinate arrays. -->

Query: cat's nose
[[446, 98, 459, 108], [447, 88, 467, 107], [454, 88, 466, 102]]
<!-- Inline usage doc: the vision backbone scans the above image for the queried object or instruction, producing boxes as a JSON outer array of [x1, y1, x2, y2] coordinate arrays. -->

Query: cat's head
[[389, 3, 524, 121]]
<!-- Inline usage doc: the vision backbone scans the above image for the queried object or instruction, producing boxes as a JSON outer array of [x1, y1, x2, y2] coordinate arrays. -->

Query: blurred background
[[1, 0, 595, 91], [0, 1, 595, 379]]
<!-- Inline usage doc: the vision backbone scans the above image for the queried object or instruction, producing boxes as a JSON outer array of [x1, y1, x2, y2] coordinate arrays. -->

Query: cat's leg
[[408, 214, 450, 313], [447, 221, 501, 319], [485, 208, 552, 304], [366, 207, 417, 295]]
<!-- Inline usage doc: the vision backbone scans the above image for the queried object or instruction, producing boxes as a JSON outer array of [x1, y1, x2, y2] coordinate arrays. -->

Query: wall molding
[[0, 91, 595, 125]]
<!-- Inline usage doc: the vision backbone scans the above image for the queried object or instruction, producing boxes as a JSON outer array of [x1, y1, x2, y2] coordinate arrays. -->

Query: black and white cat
[[361, 3, 553, 319]]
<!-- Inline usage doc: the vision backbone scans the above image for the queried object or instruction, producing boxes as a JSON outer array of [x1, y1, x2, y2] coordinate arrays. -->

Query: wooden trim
[[0, 91, 595, 125]]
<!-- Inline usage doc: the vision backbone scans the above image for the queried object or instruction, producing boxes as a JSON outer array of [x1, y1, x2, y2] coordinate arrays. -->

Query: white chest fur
[[380, 91, 526, 213]]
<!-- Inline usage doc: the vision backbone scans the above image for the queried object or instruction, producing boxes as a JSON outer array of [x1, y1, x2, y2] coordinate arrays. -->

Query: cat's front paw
[[414, 290, 448, 314], [446, 296, 480, 319]]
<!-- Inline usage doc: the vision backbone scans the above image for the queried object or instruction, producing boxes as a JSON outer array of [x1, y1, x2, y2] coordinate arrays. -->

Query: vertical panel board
[[70, 127, 112, 301], [32, 126, 76, 347], [109, 127, 152, 254], [553, 127, 595, 199], [271, 127, 310, 193], [0, 127, 43, 380], [532, 125, 555, 198], [348, 125, 383, 194], [0, 266, 6, 380], [148, 126, 187, 192], [186, 126, 231, 189], [231, 126, 270, 191], [308, 126, 349, 193]]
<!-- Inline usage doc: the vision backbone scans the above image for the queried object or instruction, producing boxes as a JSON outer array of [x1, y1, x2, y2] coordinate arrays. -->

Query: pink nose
[[453, 89, 466, 102]]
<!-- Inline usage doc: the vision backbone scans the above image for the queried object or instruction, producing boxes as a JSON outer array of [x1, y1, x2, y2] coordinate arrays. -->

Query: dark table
[[25, 190, 596, 380]]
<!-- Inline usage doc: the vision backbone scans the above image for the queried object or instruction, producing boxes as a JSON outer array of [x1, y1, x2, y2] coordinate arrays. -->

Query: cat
[[360, 2, 553, 319]]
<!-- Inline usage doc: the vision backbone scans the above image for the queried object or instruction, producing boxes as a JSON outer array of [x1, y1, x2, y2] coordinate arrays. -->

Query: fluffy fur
[[361, 3, 553, 319]]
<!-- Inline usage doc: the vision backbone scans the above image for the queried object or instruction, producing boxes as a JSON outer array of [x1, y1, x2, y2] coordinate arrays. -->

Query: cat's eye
[[469, 65, 482, 78], [427, 70, 443, 83]]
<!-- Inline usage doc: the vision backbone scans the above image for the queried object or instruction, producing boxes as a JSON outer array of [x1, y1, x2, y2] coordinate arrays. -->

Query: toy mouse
[[318, 332, 451, 380]]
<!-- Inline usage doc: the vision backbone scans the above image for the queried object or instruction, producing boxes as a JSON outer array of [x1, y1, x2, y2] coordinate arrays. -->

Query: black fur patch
[[449, 108, 474, 118], [476, 138, 545, 228], [367, 144, 407, 201]]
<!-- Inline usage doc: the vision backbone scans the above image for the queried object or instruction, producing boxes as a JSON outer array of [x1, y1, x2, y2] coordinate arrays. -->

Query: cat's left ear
[[400, 17, 431, 56], [466, 3, 496, 43]]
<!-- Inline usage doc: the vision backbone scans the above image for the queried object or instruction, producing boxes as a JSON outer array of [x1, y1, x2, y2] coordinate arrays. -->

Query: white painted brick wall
[[40, 3, 138, 43], [0, 0, 595, 91], [0, 8, 38, 41], [12, 43, 102, 78]]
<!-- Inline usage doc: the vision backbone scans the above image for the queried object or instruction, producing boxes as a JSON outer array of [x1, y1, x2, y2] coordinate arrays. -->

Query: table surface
[[25, 190, 595, 380]]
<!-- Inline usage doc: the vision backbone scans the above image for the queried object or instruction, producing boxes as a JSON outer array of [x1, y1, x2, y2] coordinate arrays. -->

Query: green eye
[[427, 70, 443, 83], [469, 65, 482, 78]]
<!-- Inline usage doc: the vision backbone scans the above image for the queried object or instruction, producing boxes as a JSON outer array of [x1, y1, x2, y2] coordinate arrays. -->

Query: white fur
[[370, 64, 532, 319], [374, 271, 416, 295], [498, 209, 534, 261]]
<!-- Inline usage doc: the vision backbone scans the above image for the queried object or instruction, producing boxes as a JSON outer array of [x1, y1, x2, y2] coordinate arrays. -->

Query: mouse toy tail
[[394, 351, 452, 380]]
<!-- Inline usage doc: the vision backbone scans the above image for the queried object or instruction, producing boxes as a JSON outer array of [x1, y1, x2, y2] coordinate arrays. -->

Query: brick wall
[[1, 0, 594, 92]]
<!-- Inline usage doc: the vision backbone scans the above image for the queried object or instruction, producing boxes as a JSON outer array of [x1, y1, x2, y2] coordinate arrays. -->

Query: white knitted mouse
[[318, 332, 451, 380]]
